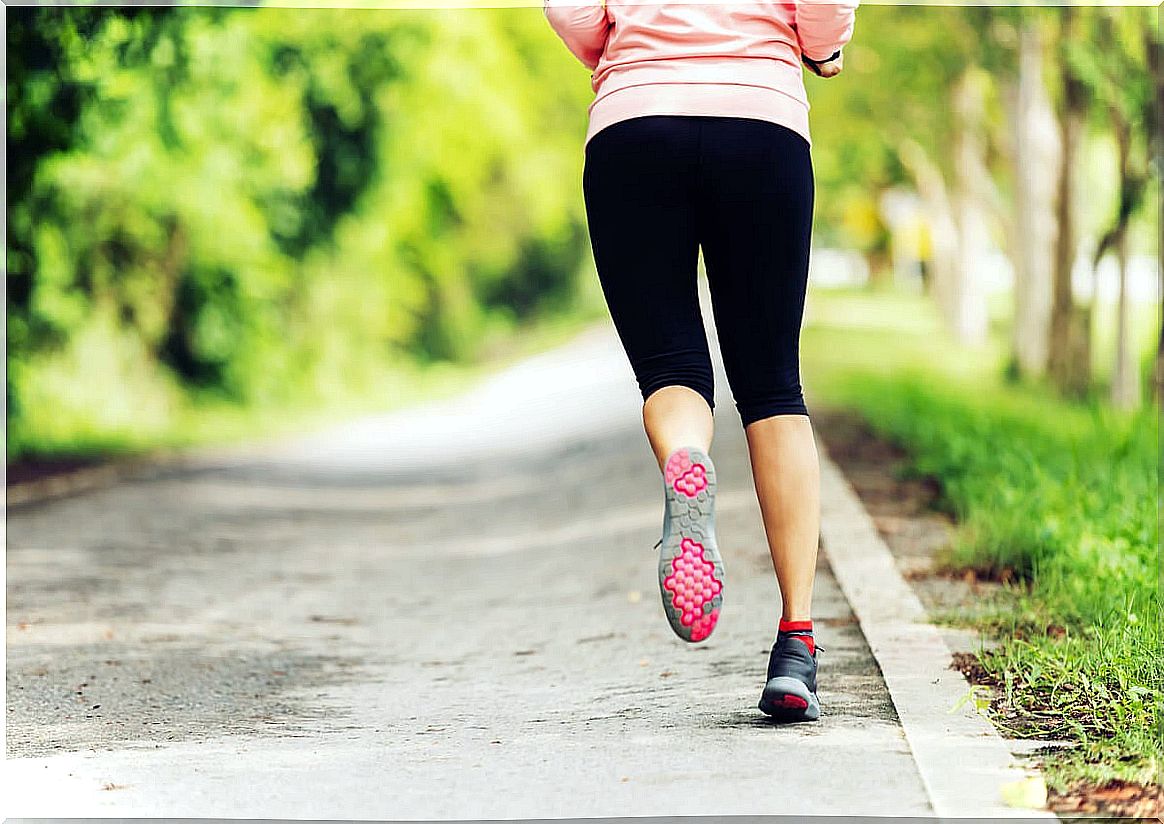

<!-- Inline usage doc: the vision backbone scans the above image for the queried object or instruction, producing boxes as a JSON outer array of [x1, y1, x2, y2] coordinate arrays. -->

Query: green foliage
[[11, 6, 1157, 459], [803, 288, 1161, 788], [7, 6, 598, 459]]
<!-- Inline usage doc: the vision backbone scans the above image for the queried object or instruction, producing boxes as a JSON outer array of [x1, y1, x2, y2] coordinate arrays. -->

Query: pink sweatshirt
[[543, 0, 858, 148]]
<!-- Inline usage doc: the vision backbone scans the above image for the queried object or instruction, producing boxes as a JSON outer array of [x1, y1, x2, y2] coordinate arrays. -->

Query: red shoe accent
[[776, 695, 809, 711]]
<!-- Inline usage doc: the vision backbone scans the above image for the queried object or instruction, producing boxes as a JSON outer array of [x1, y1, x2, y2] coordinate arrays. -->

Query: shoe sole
[[658, 445, 724, 643], [758, 676, 821, 722]]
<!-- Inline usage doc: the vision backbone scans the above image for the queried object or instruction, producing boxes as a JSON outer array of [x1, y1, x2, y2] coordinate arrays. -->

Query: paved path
[[6, 289, 933, 817]]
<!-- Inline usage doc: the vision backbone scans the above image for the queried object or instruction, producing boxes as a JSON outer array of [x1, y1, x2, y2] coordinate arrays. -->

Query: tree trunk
[[898, 139, 960, 318], [1048, 8, 1091, 396], [1096, 108, 1150, 410], [950, 67, 990, 346], [1148, 24, 1164, 406], [1009, 19, 1059, 379], [1111, 226, 1139, 409]]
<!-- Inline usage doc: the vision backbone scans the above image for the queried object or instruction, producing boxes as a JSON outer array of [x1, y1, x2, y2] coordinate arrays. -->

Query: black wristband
[[802, 49, 842, 72]]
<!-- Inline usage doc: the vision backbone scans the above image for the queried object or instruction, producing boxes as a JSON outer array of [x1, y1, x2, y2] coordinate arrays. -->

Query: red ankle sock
[[778, 618, 815, 655]]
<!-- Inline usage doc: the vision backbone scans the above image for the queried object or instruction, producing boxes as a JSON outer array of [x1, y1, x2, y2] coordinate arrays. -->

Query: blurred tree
[[1149, 21, 1164, 406], [6, 6, 598, 458], [949, 65, 993, 345], [7, 8, 125, 428], [1047, 6, 1094, 397], [1002, 12, 1059, 380], [1041, 7, 1157, 402], [1076, 9, 1154, 409]]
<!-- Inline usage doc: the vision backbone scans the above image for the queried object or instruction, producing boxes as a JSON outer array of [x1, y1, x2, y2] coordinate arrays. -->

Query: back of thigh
[[696, 117, 815, 418], [582, 116, 708, 371]]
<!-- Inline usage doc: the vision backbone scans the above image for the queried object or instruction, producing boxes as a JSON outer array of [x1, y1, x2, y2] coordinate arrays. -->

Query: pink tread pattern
[[664, 448, 708, 498], [662, 536, 722, 642]]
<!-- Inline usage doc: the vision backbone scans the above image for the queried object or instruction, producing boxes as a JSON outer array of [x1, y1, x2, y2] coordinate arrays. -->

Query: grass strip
[[802, 287, 1161, 789]]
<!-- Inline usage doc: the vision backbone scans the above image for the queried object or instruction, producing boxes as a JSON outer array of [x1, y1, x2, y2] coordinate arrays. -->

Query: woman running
[[543, 0, 858, 722]]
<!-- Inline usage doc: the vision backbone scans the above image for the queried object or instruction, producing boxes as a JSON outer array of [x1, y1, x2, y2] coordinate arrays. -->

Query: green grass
[[802, 287, 1161, 791]]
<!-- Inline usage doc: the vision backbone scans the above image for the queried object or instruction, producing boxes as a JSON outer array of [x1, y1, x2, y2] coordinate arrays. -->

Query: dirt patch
[[6, 454, 141, 508], [1049, 779, 1163, 820], [814, 405, 1161, 820], [949, 650, 992, 683], [7, 455, 111, 487]]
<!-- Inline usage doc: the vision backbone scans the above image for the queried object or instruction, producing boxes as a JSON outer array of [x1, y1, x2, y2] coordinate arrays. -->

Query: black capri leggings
[[582, 114, 814, 427]]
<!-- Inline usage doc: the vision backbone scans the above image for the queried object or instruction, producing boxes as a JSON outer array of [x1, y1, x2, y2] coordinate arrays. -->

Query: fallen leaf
[[1001, 774, 1047, 809]]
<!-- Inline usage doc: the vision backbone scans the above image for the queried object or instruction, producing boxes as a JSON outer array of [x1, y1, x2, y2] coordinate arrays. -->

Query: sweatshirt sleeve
[[543, 0, 610, 72], [794, 0, 859, 63]]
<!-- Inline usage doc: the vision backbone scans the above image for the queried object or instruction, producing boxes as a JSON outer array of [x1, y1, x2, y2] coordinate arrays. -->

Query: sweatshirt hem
[[585, 83, 812, 150]]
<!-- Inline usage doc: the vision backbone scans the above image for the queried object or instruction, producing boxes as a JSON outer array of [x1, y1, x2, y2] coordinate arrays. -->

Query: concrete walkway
[[6, 296, 933, 817]]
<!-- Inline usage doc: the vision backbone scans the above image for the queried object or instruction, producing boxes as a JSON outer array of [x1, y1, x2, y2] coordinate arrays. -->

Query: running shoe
[[758, 633, 822, 721], [654, 445, 724, 643]]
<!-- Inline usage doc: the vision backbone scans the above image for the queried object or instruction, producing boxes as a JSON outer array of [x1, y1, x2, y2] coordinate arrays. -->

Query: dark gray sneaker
[[758, 634, 822, 721], [654, 445, 724, 643]]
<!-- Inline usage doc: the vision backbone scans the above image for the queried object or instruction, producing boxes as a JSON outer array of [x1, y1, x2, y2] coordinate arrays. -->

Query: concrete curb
[[817, 442, 1058, 820]]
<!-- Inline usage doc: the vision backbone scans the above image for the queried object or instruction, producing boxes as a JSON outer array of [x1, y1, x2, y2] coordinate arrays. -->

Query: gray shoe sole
[[657, 445, 724, 643], [758, 675, 822, 722]]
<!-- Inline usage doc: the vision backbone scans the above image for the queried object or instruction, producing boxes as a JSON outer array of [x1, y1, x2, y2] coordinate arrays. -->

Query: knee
[[644, 381, 715, 415]]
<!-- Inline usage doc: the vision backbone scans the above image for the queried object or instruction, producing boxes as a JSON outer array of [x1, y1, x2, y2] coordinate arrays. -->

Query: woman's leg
[[696, 117, 819, 625], [643, 386, 713, 472], [584, 116, 727, 644], [582, 116, 716, 471], [744, 416, 820, 621]]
